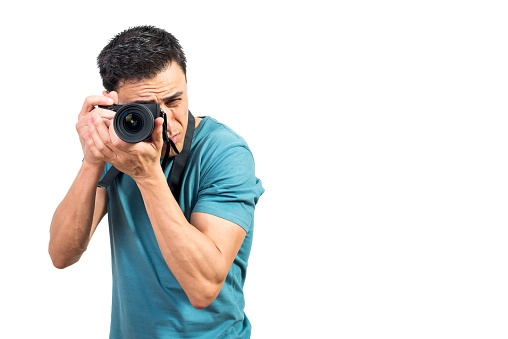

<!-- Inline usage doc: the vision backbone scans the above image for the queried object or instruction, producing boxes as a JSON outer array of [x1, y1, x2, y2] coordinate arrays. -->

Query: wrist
[[134, 166, 166, 187], [81, 160, 106, 182], [83, 158, 105, 170]]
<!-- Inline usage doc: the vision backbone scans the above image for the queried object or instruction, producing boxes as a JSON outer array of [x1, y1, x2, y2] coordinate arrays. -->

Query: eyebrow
[[132, 91, 183, 105]]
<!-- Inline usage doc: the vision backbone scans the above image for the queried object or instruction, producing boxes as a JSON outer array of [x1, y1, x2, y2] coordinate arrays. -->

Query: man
[[49, 26, 264, 338]]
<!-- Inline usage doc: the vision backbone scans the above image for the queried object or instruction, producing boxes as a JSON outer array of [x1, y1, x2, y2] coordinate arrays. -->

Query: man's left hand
[[86, 92, 166, 181]]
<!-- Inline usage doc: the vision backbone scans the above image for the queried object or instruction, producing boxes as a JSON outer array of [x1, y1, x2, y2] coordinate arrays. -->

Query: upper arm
[[192, 145, 263, 232], [89, 187, 107, 239], [187, 137, 263, 282], [190, 211, 246, 276]]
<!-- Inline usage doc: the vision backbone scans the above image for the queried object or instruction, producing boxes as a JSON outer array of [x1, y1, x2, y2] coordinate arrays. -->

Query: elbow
[[190, 298, 214, 310], [51, 258, 69, 270], [190, 298, 213, 310], [188, 282, 223, 310], [50, 254, 80, 269], [48, 245, 82, 269], [49, 251, 73, 269]]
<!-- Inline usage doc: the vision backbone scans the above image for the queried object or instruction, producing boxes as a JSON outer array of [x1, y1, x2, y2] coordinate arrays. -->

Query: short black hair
[[97, 26, 187, 92]]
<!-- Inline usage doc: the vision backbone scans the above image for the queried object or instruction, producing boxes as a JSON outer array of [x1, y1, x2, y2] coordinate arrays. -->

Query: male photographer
[[49, 26, 264, 338]]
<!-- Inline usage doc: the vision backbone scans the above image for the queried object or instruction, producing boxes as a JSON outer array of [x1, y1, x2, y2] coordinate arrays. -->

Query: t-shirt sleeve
[[192, 145, 264, 232]]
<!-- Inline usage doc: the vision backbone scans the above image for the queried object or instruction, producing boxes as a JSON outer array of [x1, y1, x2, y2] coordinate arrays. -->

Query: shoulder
[[192, 117, 253, 163], [194, 117, 249, 149], [190, 118, 264, 231]]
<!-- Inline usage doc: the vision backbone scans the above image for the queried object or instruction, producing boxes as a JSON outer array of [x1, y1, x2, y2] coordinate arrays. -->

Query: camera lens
[[113, 103, 155, 143], [124, 113, 143, 133]]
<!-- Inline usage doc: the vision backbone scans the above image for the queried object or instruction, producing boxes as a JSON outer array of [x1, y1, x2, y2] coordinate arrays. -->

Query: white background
[[1, 1, 507, 338]]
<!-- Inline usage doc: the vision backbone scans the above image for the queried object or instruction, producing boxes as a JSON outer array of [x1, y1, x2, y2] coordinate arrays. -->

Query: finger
[[109, 122, 130, 151], [79, 107, 114, 136], [152, 117, 164, 149], [92, 112, 114, 148], [85, 131, 104, 161], [79, 95, 114, 119], [91, 104, 116, 129], [96, 91, 119, 124], [88, 118, 116, 161], [103, 117, 112, 128], [94, 106, 116, 120], [76, 112, 94, 138], [104, 91, 119, 104]]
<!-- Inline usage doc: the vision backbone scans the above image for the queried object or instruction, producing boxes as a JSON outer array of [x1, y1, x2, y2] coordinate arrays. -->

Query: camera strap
[[97, 111, 195, 203], [161, 111, 180, 169], [167, 111, 195, 200]]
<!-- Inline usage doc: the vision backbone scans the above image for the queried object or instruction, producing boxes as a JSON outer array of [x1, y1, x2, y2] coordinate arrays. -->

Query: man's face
[[116, 64, 189, 157]]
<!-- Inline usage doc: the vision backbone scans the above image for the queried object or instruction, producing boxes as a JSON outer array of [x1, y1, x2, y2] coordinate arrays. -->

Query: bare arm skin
[[48, 94, 116, 268], [52, 89, 246, 308], [137, 171, 247, 309], [49, 163, 107, 268], [85, 103, 247, 309]]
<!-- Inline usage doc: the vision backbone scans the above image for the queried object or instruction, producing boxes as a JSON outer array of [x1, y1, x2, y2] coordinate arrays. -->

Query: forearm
[[49, 161, 105, 268], [136, 170, 227, 308]]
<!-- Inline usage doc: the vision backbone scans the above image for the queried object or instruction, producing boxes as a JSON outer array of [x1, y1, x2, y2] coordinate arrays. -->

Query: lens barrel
[[113, 104, 155, 143]]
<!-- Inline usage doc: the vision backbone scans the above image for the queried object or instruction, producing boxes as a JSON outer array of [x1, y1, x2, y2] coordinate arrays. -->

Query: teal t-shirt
[[103, 117, 264, 338]]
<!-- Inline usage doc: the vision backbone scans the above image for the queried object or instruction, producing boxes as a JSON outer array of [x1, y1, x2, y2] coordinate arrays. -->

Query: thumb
[[151, 117, 165, 149], [102, 90, 119, 104]]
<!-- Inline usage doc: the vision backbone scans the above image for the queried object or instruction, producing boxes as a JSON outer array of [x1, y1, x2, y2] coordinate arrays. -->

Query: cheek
[[161, 107, 188, 131], [162, 104, 187, 121]]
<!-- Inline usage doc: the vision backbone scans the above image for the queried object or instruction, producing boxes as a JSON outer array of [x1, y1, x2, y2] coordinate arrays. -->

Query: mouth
[[170, 133, 180, 144]]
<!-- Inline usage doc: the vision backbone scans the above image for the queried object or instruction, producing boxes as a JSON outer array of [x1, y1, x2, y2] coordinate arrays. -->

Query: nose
[[162, 108, 176, 131], [166, 114, 175, 130]]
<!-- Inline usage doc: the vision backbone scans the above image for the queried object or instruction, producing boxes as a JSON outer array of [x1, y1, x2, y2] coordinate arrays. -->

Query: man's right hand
[[50, 92, 117, 269], [76, 93, 118, 167]]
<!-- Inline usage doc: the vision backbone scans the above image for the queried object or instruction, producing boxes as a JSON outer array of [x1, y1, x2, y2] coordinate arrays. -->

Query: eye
[[165, 98, 181, 106]]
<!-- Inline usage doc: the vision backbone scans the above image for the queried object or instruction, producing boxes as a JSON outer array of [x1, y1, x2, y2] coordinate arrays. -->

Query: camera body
[[99, 103, 162, 143]]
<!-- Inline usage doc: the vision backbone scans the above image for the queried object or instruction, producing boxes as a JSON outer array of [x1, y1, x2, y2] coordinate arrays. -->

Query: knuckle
[[96, 143, 105, 152], [85, 95, 95, 104], [103, 137, 112, 146], [112, 138, 122, 148], [88, 146, 97, 157], [84, 97, 93, 107], [76, 119, 86, 130], [90, 147, 103, 159]]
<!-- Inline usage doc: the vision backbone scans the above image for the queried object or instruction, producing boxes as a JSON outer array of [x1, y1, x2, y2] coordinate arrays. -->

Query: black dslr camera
[[99, 103, 162, 143]]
